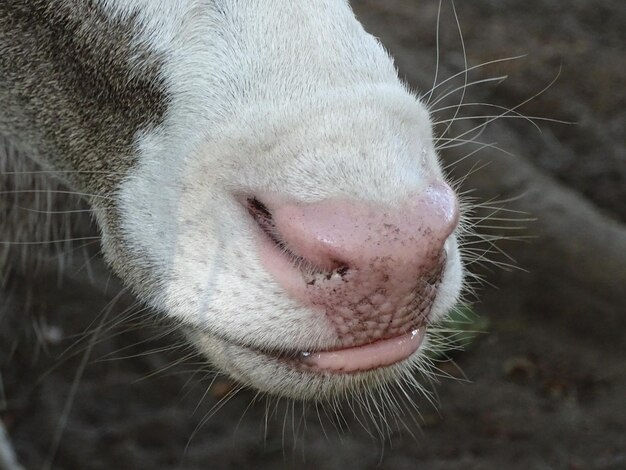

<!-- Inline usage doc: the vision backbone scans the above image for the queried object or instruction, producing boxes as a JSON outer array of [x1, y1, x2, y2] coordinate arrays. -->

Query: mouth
[[187, 323, 431, 401], [293, 328, 426, 373], [234, 326, 427, 374]]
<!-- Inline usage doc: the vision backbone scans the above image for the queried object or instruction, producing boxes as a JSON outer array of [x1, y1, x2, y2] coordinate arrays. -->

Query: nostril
[[246, 197, 272, 220], [245, 196, 346, 276], [246, 197, 278, 241]]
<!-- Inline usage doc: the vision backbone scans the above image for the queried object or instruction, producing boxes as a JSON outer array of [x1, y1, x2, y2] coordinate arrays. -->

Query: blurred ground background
[[1, 1, 625, 469]]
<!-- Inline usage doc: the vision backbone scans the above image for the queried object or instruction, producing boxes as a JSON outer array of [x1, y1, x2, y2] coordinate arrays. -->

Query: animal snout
[[246, 181, 459, 347]]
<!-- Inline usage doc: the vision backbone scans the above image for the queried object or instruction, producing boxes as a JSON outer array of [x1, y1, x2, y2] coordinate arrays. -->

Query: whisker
[[430, 76, 507, 109], [423, 0, 444, 105], [0, 237, 101, 246], [0, 189, 111, 200], [13, 206, 95, 214], [423, 54, 528, 104]]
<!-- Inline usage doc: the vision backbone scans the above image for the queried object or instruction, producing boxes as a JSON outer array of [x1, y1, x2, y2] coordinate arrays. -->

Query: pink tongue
[[300, 328, 426, 373]]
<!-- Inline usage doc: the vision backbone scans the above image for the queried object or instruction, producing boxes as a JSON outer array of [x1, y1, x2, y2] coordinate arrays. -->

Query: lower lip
[[297, 328, 426, 373]]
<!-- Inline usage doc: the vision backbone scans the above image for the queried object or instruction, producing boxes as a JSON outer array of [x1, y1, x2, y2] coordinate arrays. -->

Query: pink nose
[[248, 181, 459, 347]]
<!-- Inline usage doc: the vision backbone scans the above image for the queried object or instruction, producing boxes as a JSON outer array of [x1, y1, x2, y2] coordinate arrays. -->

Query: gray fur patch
[[0, 0, 168, 289]]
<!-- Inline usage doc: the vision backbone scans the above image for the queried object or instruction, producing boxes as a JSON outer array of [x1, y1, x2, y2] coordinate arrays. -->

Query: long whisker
[[423, 0, 444, 105], [423, 54, 527, 104]]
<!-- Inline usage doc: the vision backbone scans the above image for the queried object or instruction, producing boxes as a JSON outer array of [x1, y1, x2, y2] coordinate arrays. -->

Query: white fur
[[94, 0, 463, 398]]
